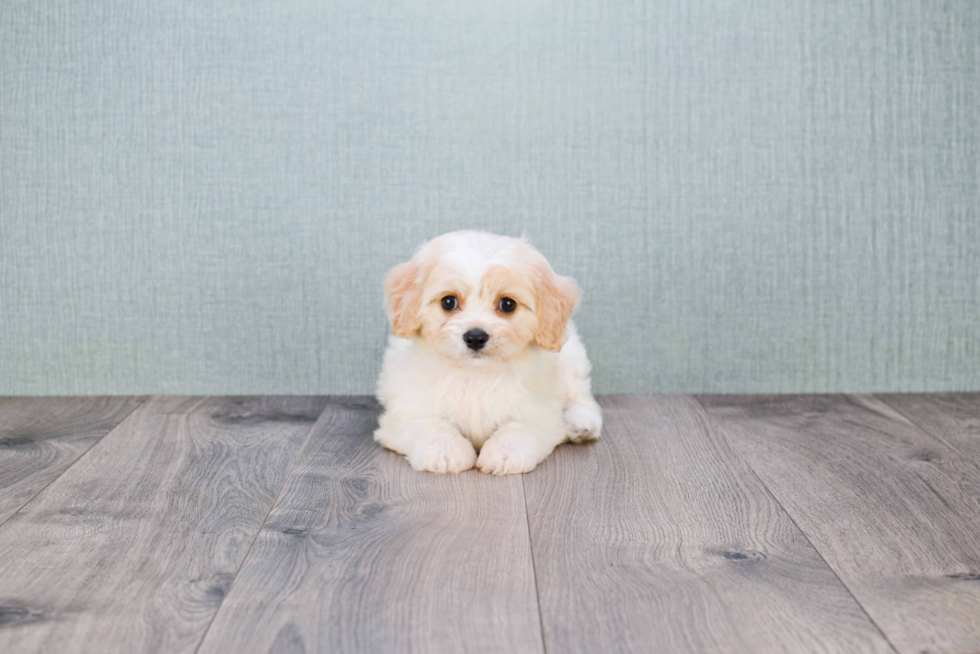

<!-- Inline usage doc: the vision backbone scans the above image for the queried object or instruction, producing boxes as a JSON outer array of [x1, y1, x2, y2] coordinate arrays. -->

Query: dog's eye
[[441, 295, 458, 311], [497, 297, 517, 314]]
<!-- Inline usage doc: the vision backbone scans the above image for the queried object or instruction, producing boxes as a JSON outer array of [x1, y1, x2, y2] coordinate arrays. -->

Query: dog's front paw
[[564, 404, 602, 442], [407, 437, 477, 474], [476, 437, 539, 475]]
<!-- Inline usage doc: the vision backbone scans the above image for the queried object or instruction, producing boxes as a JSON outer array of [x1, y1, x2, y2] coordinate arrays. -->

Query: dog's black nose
[[463, 329, 489, 351]]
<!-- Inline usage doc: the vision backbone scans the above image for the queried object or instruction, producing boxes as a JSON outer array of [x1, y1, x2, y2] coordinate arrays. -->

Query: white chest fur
[[377, 336, 563, 447]]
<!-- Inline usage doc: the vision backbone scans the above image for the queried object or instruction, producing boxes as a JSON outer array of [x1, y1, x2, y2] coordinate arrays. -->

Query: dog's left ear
[[384, 260, 423, 338], [534, 265, 580, 352]]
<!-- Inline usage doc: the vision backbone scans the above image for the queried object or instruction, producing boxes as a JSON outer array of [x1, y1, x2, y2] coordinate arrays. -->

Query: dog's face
[[384, 231, 580, 364]]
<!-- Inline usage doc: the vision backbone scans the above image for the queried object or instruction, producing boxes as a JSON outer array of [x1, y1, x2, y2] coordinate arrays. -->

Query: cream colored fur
[[375, 231, 601, 475]]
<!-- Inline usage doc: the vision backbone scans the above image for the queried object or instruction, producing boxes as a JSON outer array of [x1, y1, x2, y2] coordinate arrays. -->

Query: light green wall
[[2, 0, 978, 395]]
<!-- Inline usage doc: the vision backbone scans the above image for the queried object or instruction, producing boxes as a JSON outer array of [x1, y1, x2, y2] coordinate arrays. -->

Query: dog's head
[[383, 231, 580, 363]]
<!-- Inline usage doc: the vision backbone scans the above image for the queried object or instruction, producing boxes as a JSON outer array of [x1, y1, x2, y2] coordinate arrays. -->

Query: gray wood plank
[[0, 396, 147, 525], [523, 395, 894, 654], [197, 396, 544, 654], [0, 395, 327, 654], [877, 393, 980, 466], [698, 394, 980, 654]]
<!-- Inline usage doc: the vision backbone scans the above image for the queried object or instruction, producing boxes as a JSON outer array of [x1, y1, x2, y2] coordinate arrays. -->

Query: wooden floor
[[0, 395, 978, 654]]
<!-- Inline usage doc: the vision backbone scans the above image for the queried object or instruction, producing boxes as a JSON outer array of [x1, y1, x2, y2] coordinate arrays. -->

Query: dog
[[374, 230, 602, 475]]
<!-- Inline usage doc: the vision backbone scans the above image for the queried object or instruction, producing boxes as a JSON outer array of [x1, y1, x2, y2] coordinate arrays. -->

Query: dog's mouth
[[466, 347, 493, 361]]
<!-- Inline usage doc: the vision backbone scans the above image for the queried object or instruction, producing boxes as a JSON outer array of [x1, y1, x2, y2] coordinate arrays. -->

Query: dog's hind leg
[[558, 321, 602, 442]]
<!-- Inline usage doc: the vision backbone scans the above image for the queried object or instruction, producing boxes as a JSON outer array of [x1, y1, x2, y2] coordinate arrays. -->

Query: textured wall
[[1, 0, 978, 395]]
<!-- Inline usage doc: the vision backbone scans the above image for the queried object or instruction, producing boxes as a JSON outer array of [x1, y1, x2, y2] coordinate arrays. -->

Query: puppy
[[374, 230, 602, 475]]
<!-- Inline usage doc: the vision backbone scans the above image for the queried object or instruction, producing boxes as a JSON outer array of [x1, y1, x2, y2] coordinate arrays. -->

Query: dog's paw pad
[[408, 438, 477, 474], [564, 405, 602, 442], [476, 440, 538, 476]]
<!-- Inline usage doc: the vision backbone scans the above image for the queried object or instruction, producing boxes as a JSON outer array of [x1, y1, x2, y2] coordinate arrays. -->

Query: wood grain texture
[[878, 393, 980, 466], [523, 395, 894, 654], [198, 396, 544, 654], [0, 396, 146, 525], [699, 394, 980, 654], [0, 395, 327, 653]]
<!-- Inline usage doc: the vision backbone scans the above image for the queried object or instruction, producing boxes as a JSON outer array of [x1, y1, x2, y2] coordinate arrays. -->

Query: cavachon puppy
[[375, 230, 601, 475]]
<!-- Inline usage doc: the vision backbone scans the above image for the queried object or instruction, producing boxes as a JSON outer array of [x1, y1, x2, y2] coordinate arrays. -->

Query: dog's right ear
[[384, 259, 423, 338]]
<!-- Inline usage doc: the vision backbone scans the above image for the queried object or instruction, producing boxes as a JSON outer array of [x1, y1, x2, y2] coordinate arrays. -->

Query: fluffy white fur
[[375, 230, 602, 475]]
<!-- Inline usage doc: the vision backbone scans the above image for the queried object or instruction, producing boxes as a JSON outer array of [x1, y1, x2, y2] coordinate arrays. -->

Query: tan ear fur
[[384, 260, 423, 338], [534, 267, 580, 351]]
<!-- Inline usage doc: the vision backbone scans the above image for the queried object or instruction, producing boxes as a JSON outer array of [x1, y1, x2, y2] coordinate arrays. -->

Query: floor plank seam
[[0, 396, 149, 532], [874, 395, 980, 472], [692, 395, 902, 654], [521, 472, 549, 654], [192, 398, 331, 654]]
